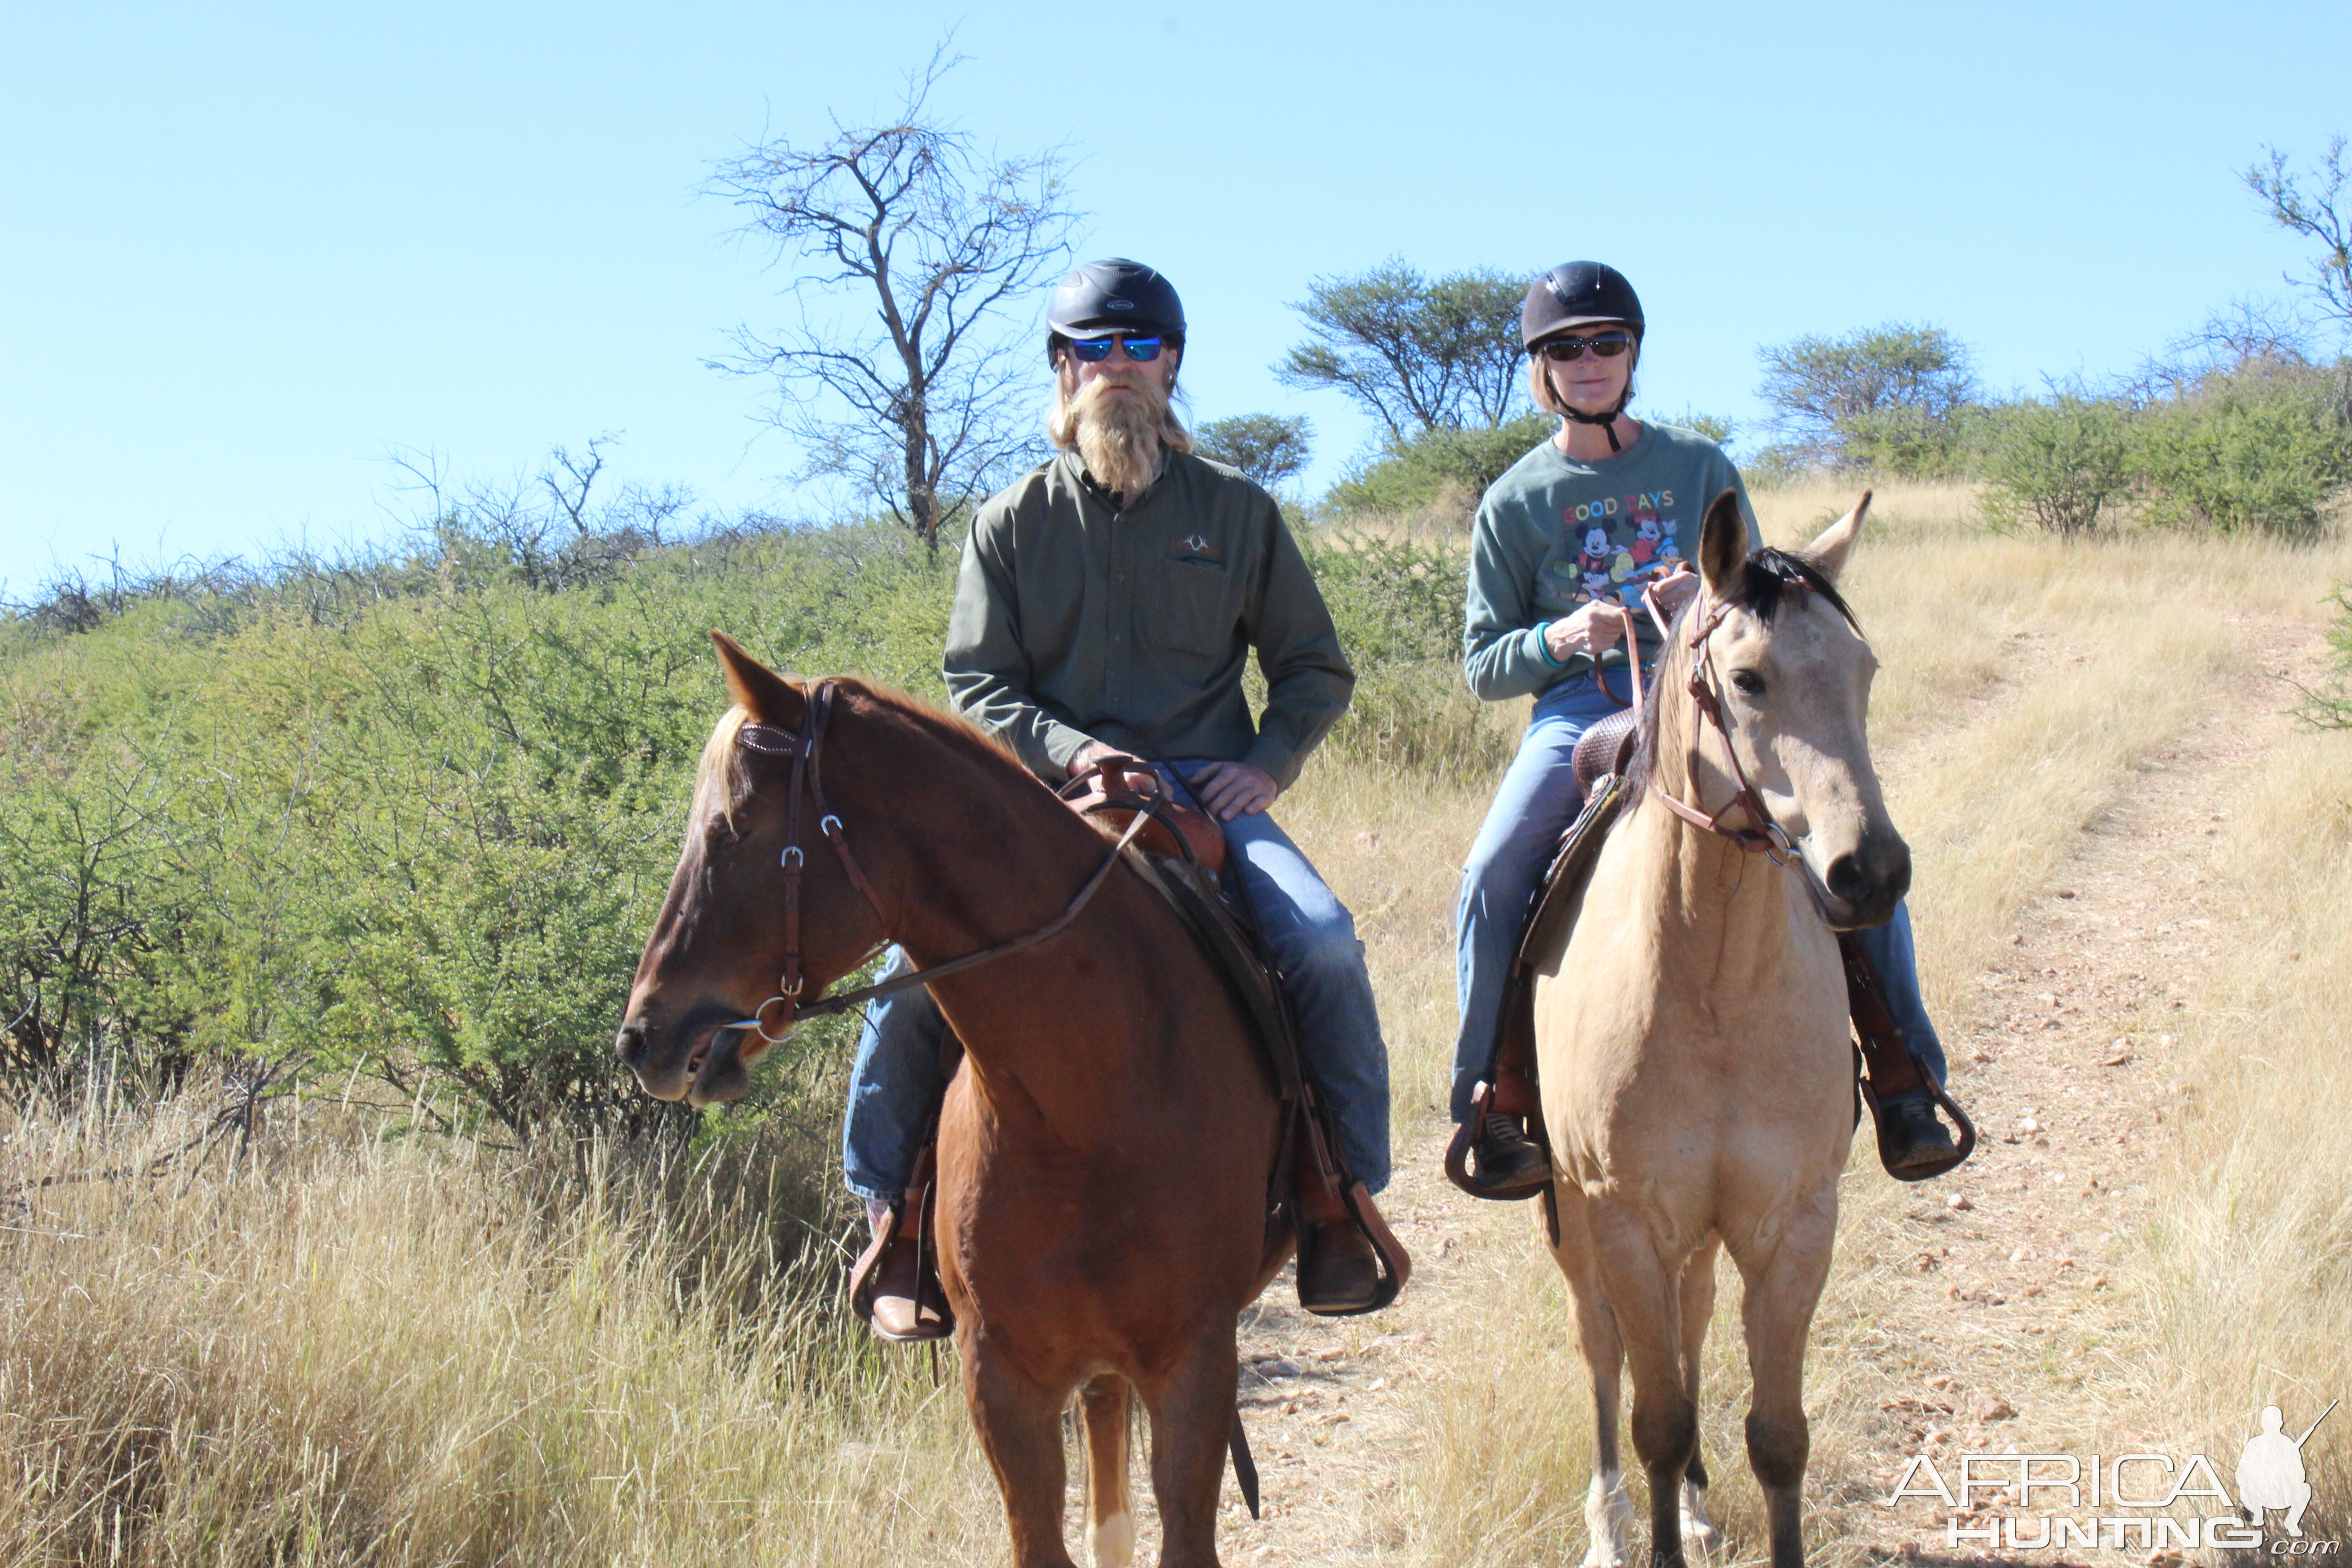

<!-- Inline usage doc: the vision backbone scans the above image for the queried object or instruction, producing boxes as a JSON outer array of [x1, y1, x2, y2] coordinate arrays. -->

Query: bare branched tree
[[2247, 136, 2352, 337], [710, 49, 1082, 553]]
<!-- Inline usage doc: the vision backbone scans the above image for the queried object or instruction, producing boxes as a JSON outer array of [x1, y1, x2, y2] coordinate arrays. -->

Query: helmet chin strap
[[1544, 351, 1637, 452]]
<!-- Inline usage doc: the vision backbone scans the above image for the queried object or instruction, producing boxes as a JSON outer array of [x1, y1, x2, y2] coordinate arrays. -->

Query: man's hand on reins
[[1192, 760, 1279, 820], [1067, 740, 1123, 778]]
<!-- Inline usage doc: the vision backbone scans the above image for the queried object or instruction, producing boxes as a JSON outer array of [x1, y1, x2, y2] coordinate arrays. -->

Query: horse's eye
[[1730, 670, 1767, 697]]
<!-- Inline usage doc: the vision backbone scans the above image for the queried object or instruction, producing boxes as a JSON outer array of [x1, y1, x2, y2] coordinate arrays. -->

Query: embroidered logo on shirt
[[1180, 534, 1220, 559]]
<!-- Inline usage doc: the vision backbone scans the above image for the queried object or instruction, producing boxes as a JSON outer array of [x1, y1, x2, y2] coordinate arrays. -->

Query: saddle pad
[[1514, 772, 1630, 979]]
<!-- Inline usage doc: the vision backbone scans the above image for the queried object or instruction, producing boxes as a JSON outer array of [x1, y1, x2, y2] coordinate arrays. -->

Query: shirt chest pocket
[[1141, 553, 1241, 657]]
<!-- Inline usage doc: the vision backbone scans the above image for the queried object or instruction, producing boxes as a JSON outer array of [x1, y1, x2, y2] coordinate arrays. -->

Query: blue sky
[[4, 0, 2347, 593]]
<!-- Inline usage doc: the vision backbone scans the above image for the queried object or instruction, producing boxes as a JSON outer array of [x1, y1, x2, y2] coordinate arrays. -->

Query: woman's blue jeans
[[1450, 674, 1945, 1122], [842, 761, 1392, 1202]]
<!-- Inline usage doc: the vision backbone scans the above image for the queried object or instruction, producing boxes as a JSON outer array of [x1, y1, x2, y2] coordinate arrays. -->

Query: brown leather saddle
[[1442, 711, 1974, 1216]]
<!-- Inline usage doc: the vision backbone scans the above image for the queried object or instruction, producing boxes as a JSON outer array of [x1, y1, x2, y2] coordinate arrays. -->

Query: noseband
[[721, 680, 1148, 1044]]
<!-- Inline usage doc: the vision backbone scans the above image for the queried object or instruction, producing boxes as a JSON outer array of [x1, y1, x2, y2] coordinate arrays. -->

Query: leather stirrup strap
[[1841, 931, 1977, 1181], [1227, 1410, 1260, 1520]]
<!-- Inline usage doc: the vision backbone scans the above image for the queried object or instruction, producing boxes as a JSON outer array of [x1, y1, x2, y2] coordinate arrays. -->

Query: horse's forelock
[[690, 706, 753, 833], [1735, 548, 1862, 633]]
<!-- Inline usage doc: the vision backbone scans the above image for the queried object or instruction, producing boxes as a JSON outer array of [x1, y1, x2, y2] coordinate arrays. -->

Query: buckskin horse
[[1533, 490, 1897, 1568], [615, 637, 1294, 1568]]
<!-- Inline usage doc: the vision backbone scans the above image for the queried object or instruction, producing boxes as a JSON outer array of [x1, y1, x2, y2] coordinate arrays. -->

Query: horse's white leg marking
[[1680, 1477, 1723, 1557], [1584, 1465, 1634, 1568], [1089, 1508, 1135, 1568]]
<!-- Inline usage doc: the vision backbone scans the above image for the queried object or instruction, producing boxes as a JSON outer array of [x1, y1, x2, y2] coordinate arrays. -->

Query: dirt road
[[1176, 605, 2331, 1566]]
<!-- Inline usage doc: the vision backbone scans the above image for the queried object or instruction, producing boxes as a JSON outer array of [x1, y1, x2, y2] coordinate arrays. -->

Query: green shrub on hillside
[[2131, 362, 2352, 537], [1977, 393, 2133, 536], [0, 504, 1501, 1132], [1327, 413, 1552, 520], [2297, 584, 2352, 730], [1301, 530, 1505, 778], [1840, 402, 1987, 480]]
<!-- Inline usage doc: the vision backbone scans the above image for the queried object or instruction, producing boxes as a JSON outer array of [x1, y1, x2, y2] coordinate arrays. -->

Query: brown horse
[[616, 636, 1289, 1568], [1533, 491, 1898, 1568]]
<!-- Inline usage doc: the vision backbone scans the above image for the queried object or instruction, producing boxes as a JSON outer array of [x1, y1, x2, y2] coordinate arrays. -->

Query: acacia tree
[[1276, 260, 1529, 440], [1194, 413, 1313, 489], [710, 52, 1080, 553], [1755, 322, 1978, 471]]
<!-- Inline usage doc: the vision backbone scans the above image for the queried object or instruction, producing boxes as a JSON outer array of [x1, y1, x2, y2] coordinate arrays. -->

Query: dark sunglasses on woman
[[1066, 335, 1166, 363], [1534, 330, 1634, 362]]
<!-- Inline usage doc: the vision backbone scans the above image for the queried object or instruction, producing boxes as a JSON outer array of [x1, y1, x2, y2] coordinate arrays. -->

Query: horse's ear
[[1697, 487, 1748, 598], [711, 631, 802, 724], [1800, 491, 1872, 586]]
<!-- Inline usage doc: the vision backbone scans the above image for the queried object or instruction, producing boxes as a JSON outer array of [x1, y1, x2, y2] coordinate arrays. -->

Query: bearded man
[[842, 257, 1394, 1337]]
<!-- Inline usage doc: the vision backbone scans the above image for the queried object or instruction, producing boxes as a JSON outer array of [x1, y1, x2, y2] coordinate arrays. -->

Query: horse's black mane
[[1623, 548, 1859, 799]]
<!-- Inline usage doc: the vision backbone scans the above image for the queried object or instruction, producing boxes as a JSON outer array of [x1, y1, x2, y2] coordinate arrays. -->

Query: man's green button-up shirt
[[943, 450, 1354, 789]]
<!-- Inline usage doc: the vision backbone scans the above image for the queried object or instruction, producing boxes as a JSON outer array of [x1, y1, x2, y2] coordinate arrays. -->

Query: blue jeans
[[842, 760, 1392, 1201], [1449, 675, 1945, 1122]]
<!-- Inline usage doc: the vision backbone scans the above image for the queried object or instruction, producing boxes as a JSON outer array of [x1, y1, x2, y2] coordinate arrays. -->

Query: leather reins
[[723, 680, 1150, 1044]]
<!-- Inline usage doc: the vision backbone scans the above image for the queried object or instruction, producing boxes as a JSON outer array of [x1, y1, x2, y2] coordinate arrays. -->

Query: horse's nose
[[614, 1021, 648, 1067], [1824, 831, 1911, 926]]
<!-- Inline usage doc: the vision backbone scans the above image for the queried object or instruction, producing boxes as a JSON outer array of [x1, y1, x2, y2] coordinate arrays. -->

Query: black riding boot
[[1472, 1113, 1552, 1190], [1876, 1093, 1960, 1173]]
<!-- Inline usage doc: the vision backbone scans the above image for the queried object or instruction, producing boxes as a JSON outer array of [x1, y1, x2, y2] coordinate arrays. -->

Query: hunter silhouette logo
[[2238, 1400, 2335, 1539], [1887, 1396, 2341, 1553]]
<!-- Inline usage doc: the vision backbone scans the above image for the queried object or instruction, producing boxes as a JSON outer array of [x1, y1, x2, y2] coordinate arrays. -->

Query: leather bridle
[[1651, 595, 1802, 861], [1598, 574, 1839, 887], [720, 680, 1148, 1045]]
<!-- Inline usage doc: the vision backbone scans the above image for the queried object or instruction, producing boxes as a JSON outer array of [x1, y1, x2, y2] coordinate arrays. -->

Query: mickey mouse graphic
[[1578, 568, 1617, 604], [1629, 512, 1663, 568], [1575, 524, 1613, 578]]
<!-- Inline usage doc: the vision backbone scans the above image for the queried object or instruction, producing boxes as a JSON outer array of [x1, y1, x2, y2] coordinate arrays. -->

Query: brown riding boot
[[850, 1192, 953, 1343], [1298, 1217, 1382, 1313]]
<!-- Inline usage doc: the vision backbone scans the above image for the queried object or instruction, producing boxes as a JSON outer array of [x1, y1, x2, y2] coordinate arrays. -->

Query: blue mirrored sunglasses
[[1067, 335, 1166, 363]]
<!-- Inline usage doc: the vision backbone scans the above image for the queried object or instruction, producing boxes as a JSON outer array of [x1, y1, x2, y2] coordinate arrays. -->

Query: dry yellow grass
[[0, 1101, 1001, 1566], [5, 480, 2348, 1565], [2139, 725, 2352, 1540]]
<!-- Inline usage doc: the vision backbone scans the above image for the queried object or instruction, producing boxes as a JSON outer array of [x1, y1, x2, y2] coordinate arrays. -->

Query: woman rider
[[1451, 261, 1960, 1188]]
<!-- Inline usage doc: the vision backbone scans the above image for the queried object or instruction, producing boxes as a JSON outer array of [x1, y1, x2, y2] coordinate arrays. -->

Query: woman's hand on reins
[[1192, 761, 1279, 821], [1544, 601, 1632, 662], [1646, 561, 1701, 621]]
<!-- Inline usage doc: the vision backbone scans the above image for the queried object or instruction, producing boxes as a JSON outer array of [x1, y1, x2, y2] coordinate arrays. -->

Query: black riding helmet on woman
[[1448, 260, 1960, 1188]]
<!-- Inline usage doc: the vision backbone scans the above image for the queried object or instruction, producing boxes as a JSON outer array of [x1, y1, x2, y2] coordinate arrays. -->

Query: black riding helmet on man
[[1449, 258, 1963, 1189]]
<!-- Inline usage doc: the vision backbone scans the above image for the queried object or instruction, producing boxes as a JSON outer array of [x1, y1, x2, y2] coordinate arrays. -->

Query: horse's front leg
[[1676, 1237, 1723, 1558], [1138, 1320, 1240, 1568], [962, 1334, 1080, 1568], [1543, 1188, 1633, 1568], [1730, 1193, 1838, 1568], [1586, 1199, 1697, 1568]]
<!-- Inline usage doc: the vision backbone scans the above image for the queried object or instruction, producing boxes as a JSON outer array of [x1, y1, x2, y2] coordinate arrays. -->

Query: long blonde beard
[[1049, 373, 1191, 499]]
